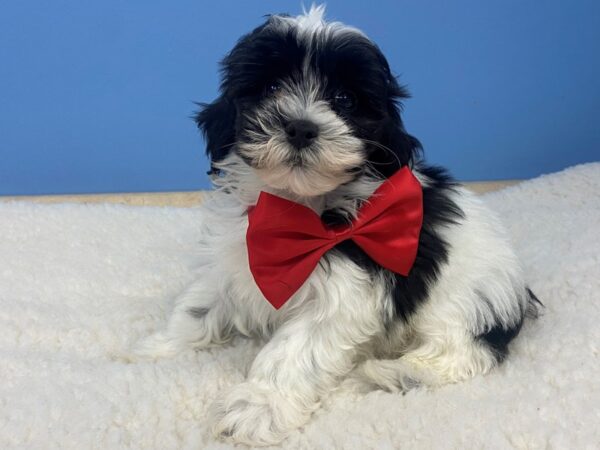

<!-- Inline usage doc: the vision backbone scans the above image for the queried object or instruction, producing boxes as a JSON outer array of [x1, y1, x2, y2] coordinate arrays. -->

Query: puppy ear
[[194, 96, 237, 173]]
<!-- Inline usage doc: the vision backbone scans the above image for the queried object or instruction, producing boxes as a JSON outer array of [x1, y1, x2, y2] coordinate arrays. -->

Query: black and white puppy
[[131, 6, 538, 446]]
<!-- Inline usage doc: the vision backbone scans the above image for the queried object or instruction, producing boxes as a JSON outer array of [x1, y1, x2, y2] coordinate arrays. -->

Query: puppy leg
[[211, 268, 386, 445], [211, 315, 377, 445], [358, 291, 535, 391], [348, 330, 499, 392], [125, 275, 233, 361]]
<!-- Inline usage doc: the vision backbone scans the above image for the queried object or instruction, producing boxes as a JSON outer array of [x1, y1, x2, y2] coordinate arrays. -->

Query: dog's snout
[[285, 120, 319, 149]]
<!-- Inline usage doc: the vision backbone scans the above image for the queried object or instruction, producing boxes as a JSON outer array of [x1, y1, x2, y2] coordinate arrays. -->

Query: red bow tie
[[246, 166, 423, 309]]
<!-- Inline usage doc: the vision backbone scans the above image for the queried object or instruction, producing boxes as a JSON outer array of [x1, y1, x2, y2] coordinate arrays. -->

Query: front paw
[[110, 332, 181, 363], [211, 382, 310, 446]]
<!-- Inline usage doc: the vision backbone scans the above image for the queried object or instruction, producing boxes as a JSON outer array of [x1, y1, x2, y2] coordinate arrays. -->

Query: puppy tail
[[525, 286, 543, 320]]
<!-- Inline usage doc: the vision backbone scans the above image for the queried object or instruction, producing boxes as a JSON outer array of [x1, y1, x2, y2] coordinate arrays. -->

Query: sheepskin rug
[[1, 163, 599, 449]]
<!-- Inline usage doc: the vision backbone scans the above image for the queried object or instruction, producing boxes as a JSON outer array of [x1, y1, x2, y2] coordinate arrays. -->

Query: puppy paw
[[211, 382, 309, 446], [112, 332, 182, 363], [343, 359, 424, 393]]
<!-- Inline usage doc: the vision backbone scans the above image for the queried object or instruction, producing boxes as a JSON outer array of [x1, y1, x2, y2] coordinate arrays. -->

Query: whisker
[[364, 161, 386, 180], [362, 139, 403, 168]]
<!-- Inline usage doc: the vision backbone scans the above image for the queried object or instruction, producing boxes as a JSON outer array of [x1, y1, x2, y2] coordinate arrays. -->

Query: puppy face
[[197, 6, 419, 196]]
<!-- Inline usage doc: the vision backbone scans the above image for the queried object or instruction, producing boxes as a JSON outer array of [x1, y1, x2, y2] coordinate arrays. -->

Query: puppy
[[131, 5, 538, 446]]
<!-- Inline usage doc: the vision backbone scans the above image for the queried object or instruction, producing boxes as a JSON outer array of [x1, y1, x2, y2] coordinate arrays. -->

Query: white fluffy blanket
[[1, 163, 599, 449]]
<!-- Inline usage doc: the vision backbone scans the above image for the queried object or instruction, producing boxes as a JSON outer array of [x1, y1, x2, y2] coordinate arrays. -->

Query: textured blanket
[[1, 163, 599, 449]]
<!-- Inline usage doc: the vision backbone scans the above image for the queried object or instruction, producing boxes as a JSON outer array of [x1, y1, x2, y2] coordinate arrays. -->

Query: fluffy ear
[[194, 96, 237, 173]]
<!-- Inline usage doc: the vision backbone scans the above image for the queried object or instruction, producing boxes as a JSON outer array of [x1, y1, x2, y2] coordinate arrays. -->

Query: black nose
[[285, 120, 319, 149]]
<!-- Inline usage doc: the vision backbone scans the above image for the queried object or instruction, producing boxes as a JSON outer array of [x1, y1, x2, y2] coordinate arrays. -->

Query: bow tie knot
[[246, 167, 424, 309], [329, 225, 354, 242]]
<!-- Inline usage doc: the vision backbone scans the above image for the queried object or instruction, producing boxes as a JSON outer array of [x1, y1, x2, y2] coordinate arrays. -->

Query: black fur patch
[[477, 287, 542, 361]]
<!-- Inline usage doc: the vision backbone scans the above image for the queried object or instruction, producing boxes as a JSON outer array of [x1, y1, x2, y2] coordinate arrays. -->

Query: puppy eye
[[334, 90, 356, 110], [266, 82, 281, 95]]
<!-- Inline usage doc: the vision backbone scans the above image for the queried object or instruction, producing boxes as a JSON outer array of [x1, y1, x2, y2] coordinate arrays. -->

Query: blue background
[[1, 1, 599, 195]]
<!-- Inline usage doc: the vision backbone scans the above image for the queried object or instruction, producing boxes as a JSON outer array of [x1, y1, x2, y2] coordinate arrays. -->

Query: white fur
[[274, 4, 366, 42], [238, 73, 364, 197]]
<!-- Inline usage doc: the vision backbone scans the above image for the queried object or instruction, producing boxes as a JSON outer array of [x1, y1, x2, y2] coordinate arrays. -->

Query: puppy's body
[[131, 6, 538, 446]]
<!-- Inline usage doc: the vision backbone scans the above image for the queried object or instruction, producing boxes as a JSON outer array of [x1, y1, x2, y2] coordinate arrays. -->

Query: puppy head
[[196, 5, 420, 197]]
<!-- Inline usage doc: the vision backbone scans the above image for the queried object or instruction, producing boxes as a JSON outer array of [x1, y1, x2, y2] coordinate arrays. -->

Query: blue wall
[[1, 1, 598, 195]]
